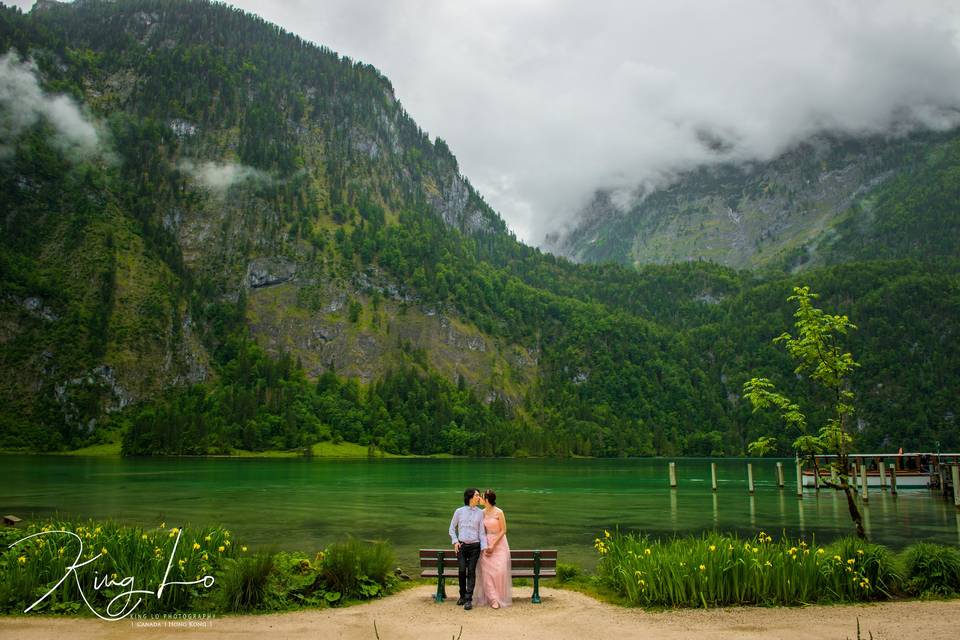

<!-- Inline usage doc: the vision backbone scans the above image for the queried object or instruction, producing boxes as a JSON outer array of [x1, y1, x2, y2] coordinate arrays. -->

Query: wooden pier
[[665, 453, 960, 507]]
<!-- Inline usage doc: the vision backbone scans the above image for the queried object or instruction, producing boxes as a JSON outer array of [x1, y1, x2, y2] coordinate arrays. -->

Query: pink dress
[[473, 507, 512, 608]]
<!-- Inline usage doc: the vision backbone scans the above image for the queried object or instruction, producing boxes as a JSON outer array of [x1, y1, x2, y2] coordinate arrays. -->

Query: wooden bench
[[419, 548, 557, 604]]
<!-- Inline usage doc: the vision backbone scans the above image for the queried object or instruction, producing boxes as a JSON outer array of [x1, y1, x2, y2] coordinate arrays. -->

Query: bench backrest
[[419, 549, 557, 574]]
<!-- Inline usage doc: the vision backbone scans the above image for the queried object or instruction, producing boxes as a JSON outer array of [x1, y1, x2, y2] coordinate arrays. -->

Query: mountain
[[550, 129, 960, 272], [1, 0, 957, 457]]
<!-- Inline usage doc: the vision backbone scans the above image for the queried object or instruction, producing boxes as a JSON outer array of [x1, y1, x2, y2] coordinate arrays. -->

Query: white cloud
[[220, 0, 960, 244], [10, 1, 960, 243], [177, 159, 272, 194], [0, 52, 101, 160]]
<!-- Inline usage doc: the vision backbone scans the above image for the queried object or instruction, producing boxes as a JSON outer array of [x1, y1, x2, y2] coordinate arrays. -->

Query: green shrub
[[556, 562, 581, 583], [356, 539, 394, 588], [902, 543, 960, 596], [320, 538, 395, 602], [217, 553, 276, 612]]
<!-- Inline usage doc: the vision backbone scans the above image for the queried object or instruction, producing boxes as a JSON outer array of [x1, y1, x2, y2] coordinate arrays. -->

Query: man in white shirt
[[448, 487, 487, 609]]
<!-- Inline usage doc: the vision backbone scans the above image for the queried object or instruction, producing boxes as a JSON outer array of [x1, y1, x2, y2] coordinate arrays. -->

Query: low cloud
[[177, 159, 272, 194], [12, 1, 960, 243], [0, 52, 102, 160], [226, 0, 960, 244]]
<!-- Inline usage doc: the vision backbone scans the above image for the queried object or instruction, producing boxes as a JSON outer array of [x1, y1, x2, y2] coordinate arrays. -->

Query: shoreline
[[3, 585, 959, 640]]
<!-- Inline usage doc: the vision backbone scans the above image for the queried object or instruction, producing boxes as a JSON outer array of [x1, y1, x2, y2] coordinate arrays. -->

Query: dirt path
[[3, 586, 959, 640]]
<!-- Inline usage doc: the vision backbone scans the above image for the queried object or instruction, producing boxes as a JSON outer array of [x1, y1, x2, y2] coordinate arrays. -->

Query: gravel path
[[3, 586, 959, 640]]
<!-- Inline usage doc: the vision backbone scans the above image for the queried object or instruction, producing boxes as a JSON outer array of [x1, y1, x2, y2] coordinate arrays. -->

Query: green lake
[[4, 456, 959, 570]]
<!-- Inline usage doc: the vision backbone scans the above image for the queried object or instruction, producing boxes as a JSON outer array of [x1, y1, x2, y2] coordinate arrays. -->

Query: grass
[[902, 542, 960, 596], [594, 530, 902, 607], [3, 439, 452, 459], [60, 440, 122, 457]]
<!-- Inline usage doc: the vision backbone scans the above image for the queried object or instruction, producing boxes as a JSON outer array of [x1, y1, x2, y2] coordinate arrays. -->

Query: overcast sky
[[7, 1, 960, 244]]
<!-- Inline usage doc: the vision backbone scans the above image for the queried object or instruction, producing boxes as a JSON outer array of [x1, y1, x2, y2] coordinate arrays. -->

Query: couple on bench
[[448, 487, 511, 610]]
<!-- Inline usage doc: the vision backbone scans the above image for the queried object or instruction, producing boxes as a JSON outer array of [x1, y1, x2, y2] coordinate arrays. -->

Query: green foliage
[[594, 530, 899, 607], [319, 539, 394, 602], [0, 519, 237, 615], [556, 562, 582, 583], [743, 286, 866, 536], [746, 436, 777, 457], [744, 286, 859, 459], [0, 519, 397, 616], [1, 0, 959, 462], [217, 553, 276, 612], [901, 543, 960, 597]]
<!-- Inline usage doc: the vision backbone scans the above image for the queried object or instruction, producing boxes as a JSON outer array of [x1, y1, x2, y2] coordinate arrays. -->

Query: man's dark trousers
[[457, 542, 481, 602]]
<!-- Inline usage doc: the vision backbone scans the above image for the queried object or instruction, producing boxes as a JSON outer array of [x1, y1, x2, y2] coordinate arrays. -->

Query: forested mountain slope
[[1, 0, 956, 456]]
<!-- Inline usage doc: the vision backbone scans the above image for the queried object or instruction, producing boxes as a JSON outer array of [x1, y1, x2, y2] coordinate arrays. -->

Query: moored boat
[[800, 452, 960, 489]]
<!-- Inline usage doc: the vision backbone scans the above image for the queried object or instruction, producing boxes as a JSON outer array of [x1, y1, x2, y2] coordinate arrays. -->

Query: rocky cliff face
[[551, 130, 956, 270], [0, 0, 532, 444], [244, 269, 537, 406]]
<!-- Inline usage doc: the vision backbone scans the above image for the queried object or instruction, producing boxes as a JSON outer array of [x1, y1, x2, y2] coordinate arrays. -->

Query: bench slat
[[419, 549, 558, 558], [421, 569, 557, 578], [419, 559, 557, 567]]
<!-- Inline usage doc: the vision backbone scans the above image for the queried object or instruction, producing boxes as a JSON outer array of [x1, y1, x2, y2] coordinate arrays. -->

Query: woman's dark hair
[[483, 489, 496, 506], [463, 487, 479, 505]]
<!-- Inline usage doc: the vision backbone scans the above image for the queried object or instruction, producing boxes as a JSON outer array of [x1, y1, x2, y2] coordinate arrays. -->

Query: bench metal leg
[[435, 576, 446, 603], [531, 550, 542, 604], [435, 551, 447, 603]]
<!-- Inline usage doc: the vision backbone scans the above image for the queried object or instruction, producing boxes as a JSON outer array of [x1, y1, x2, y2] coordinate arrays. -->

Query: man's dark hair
[[463, 487, 479, 505], [483, 489, 496, 506]]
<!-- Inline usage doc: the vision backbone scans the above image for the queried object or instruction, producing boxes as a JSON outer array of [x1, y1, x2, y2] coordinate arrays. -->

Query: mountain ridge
[[549, 128, 960, 272], [1, 0, 957, 457]]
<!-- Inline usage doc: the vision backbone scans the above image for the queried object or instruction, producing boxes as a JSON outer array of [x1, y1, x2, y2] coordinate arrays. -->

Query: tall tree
[[743, 286, 866, 538]]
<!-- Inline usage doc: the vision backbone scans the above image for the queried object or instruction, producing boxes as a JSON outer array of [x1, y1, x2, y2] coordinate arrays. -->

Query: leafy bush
[[217, 554, 276, 612], [320, 538, 395, 603], [556, 562, 581, 583], [902, 543, 960, 596]]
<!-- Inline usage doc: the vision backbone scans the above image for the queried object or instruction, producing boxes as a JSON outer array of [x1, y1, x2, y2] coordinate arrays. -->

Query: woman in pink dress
[[473, 489, 512, 609]]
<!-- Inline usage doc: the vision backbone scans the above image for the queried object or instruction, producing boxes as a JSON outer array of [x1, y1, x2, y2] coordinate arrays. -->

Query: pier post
[[860, 464, 869, 502], [711, 462, 718, 492], [776, 462, 784, 489], [851, 464, 858, 492], [879, 459, 887, 490], [669, 462, 677, 489], [795, 460, 803, 498], [952, 464, 960, 509], [830, 464, 837, 486], [889, 463, 898, 496], [747, 463, 755, 494]]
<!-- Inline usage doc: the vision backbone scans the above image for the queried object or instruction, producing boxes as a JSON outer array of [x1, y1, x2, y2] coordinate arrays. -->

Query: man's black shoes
[[456, 597, 466, 606], [463, 601, 473, 610]]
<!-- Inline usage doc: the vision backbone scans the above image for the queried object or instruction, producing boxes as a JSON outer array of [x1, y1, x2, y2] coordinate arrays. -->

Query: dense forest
[[1, 0, 957, 457]]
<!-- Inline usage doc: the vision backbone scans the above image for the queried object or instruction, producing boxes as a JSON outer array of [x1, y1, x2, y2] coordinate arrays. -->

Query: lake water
[[4, 456, 959, 570]]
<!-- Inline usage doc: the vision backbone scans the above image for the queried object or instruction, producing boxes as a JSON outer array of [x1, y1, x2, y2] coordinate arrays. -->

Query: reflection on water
[[2, 456, 958, 569]]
